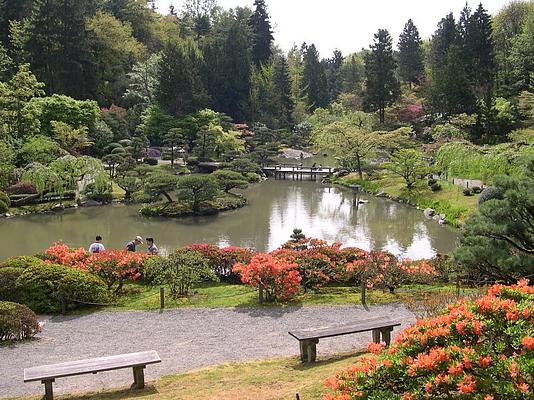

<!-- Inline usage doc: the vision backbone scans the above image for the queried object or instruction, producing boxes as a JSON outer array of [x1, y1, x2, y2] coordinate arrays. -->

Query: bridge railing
[[262, 164, 333, 173]]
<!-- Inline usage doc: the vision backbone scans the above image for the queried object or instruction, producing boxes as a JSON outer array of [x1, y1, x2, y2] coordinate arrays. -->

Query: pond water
[[0, 180, 458, 260]]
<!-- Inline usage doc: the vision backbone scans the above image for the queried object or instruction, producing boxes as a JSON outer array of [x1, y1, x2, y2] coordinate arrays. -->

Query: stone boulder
[[424, 208, 435, 218]]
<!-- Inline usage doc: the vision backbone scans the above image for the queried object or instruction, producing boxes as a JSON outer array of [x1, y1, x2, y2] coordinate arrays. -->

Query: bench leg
[[299, 341, 307, 362], [380, 327, 393, 347], [42, 379, 54, 400], [300, 339, 319, 363], [372, 329, 381, 344], [133, 366, 145, 389]]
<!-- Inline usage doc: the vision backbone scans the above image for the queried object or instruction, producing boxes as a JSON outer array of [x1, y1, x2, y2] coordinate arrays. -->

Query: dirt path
[[0, 304, 414, 398]]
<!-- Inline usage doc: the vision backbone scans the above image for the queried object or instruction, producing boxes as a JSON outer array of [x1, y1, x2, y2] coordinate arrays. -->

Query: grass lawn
[[109, 281, 459, 311], [336, 173, 480, 226], [15, 352, 363, 400]]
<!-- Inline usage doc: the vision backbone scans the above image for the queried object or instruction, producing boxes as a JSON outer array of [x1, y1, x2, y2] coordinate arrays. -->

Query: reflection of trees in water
[[0, 180, 459, 260]]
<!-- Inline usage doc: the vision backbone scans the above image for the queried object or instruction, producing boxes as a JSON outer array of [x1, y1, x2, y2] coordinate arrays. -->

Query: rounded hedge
[[144, 157, 158, 166], [479, 187, 505, 205], [0, 191, 10, 207], [0, 301, 41, 341], [0, 267, 23, 302], [430, 183, 442, 192], [0, 200, 7, 214], [16, 264, 111, 313], [0, 256, 45, 270], [5, 181, 38, 195]]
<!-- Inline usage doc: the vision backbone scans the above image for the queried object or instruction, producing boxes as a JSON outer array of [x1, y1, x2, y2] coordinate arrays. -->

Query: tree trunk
[[356, 154, 363, 179]]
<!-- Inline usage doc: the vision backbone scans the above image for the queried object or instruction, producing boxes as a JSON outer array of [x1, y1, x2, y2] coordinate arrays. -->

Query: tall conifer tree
[[249, 0, 273, 66], [273, 55, 294, 128], [398, 19, 424, 85], [301, 43, 328, 111], [363, 29, 399, 123]]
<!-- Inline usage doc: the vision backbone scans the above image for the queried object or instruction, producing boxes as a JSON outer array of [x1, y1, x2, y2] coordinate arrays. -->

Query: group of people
[[88, 235, 159, 255]]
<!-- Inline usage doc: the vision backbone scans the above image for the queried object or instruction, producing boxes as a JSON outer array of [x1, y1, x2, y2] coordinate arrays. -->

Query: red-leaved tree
[[233, 253, 301, 302]]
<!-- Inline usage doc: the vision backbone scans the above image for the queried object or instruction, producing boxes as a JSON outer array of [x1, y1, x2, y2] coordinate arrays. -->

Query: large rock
[[424, 208, 435, 218], [79, 199, 102, 207], [376, 191, 388, 198]]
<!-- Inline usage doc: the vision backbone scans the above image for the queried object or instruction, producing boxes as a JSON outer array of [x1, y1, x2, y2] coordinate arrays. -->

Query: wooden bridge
[[262, 164, 334, 181], [197, 161, 334, 181]]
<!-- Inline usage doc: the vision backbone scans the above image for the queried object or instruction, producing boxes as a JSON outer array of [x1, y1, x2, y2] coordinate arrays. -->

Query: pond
[[0, 180, 458, 260]]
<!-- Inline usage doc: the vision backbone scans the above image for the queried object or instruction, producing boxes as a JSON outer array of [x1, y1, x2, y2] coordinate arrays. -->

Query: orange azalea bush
[[42, 242, 148, 293], [85, 250, 147, 293], [324, 280, 534, 399], [43, 241, 88, 268], [345, 250, 438, 293], [233, 253, 301, 301]]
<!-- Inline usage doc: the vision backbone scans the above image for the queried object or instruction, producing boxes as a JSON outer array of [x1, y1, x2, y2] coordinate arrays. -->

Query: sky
[[155, 0, 510, 56]]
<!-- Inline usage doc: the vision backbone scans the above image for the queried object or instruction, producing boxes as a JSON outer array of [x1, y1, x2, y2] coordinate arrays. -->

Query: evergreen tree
[[182, 0, 216, 39], [428, 12, 476, 115], [429, 13, 458, 70], [0, 0, 31, 49], [249, 0, 273, 66], [398, 19, 424, 85], [341, 53, 364, 93], [301, 43, 328, 111], [202, 8, 253, 122], [467, 3, 495, 101], [325, 49, 344, 101], [24, 0, 97, 99], [363, 29, 399, 124], [273, 55, 294, 128], [156, 39, 208, 118]]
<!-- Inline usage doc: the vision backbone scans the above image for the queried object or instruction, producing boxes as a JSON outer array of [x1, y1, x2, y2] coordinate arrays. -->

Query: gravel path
[[0, 304, 414, 398]]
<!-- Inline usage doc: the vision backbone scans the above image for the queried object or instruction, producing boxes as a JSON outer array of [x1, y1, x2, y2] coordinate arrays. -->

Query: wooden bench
[[24, 350, 161, 400], [288, 316, 401, 362]]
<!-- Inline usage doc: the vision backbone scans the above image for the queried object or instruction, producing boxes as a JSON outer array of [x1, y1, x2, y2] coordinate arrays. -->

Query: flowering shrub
[[324, 280, 534, 399], [85, 251, 147, 293], [233, 253, 301, 302], [184, 244, 254, 282], [42, 243, 147, 293], [345, 250, 438, 292], [43, 241, 88, 268]]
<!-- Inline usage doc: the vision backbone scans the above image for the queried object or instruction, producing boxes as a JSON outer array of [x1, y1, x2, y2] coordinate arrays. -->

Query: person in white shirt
[[88, 236, 105, 254], [146, 237, 159, 255]]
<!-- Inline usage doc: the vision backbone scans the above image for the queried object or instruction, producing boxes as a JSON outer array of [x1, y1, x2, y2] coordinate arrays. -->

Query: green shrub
[[463, 187, 473, 196], [0, 191, 10, 207], [144, 157, 158, 166], [244, 172, 261, 183], [147, 249, 217, 299], [427, 178, 437, 186], [0, 256, 44, 270], [430, 182, 442, 192], [16, 264, 110, 313], [0, 200, 7, 214], [478, 186, 504, 205], [0, 268, 23, 302], [0, 301, 41, 341]]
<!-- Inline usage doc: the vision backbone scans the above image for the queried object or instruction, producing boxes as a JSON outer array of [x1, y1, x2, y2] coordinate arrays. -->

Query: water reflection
[[0, 180, 458, 260]]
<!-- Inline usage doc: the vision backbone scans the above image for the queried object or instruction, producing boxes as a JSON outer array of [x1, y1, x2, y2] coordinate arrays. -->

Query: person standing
[[146, 237, 159, 255], [126, 236, 143, 252], [88, 236, 105, 254]]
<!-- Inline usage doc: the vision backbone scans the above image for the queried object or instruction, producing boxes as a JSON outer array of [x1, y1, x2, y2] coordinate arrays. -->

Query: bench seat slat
[[289, 317, 401, 341], [24, 351, 161, 382]]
